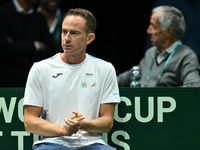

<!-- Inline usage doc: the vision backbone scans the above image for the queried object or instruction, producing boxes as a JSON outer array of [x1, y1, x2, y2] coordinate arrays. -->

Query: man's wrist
[[62, 125, 69, 136]]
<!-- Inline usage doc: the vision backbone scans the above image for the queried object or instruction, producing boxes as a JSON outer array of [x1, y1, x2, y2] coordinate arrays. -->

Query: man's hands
[[64, 111, 85, 136]]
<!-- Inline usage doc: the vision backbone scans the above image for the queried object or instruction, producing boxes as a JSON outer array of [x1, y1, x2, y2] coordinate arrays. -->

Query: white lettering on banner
[[115, 96, 132, 123], [0, 131, 39, 149], [11, 131, 30, 150], [110, 96, 176, 149], [157, 97, 176, 122], [0, 95, 176, 150], [18, 98, 24, 122], [33, 134, 40, 143], [115, 96, 176, 123], [102, 133, 108, 143], [0, 97, 24, 123], [111, 131, 130, 150], [135, 97, 154, 123], [0, 97, 16, 123]]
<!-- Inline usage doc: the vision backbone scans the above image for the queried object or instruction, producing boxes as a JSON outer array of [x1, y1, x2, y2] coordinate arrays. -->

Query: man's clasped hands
[[64, 111, 85, 136]]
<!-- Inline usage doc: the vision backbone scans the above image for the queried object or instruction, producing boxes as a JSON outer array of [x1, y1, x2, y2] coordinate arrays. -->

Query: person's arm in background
[[0, 7, 56, 58], [181, 50, 200, 87], [33, 14, 56, 61]]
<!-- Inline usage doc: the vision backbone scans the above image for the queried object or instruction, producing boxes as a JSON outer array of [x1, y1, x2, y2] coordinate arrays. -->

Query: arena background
[[0, 0, 156, 75]]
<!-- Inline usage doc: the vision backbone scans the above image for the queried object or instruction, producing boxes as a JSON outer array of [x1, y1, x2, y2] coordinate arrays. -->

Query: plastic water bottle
[[130, 66, 141, 87]]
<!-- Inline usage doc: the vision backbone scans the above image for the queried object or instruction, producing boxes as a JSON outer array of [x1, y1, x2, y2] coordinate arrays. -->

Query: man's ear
[[87, 33, 95, 44], [167, 27, 173, 36]]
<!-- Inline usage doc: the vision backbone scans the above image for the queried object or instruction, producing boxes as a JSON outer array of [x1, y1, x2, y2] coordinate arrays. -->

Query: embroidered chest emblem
[[81, 82, 87, 88], [91, 82, 96, 87], [52, 73, 63, 78]]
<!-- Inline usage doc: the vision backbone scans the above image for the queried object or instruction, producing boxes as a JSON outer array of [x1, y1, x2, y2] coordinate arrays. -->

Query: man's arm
[[181, 51, 200, 87], [24, 105, 67, 137], [80, 103, 116, 133]]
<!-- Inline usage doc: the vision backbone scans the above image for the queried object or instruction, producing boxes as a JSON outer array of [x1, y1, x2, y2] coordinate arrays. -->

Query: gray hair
[[152, 5, 186, 40]]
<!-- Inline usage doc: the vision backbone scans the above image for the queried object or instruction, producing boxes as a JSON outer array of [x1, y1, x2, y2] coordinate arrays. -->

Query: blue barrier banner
[[0, 88, 200, 150]]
